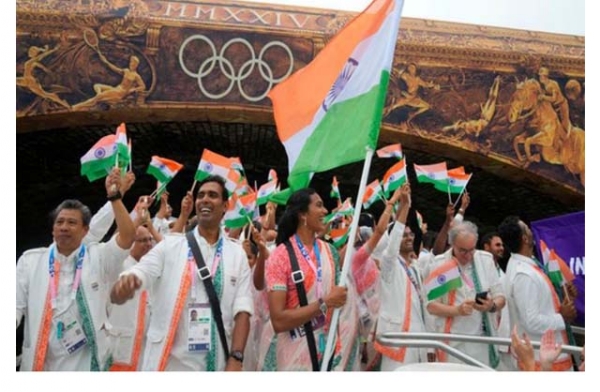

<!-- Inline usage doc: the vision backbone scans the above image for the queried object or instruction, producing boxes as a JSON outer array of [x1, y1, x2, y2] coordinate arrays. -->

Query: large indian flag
[[269, 0, 404, 189], [147, 156, 183, 184], [424, 260, 463, 301], [80, 134, 117, 182]]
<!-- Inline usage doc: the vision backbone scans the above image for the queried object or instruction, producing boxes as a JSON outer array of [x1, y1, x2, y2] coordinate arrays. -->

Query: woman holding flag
[[264, 188, 347, 371]]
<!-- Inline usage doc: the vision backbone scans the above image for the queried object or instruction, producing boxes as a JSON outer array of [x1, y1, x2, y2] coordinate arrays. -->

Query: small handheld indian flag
[[414, 162, 448, 189], [376, 143, 403, 159], [257, 179, 278, 206], [115, 123, 130, 170], [330, 227, 350, 248], [424, 260, 463, 301], [362, 179, 384, 209], [330, 176, 341, 200], [80, 134, 117, 182], [224, 194, 248, 229], [147, 156, 183, 184], [435, 171, 472, 194], [230, 157, 245, 175], [324, 198, 354, 224], [195, 149, 231, 182], [539, 240, 574, 286], [382, 158, 407, 197]]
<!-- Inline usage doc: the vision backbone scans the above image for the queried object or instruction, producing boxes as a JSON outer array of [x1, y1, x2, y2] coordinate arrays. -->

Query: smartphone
[[475, 291, 489, 305]]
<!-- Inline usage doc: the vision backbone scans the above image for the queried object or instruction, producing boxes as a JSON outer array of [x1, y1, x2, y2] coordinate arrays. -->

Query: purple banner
[[531, 211, 585, 327]]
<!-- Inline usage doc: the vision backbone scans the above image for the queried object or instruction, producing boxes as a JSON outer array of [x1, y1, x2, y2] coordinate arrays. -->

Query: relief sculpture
[[508, 76, 585, 186]]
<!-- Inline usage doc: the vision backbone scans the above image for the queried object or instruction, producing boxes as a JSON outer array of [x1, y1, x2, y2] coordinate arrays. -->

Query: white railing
[[376, 332, 584, 370]]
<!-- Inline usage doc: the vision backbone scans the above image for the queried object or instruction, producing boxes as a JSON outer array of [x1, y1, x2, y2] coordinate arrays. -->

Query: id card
[[289, 314, 325, 341], [187, 303, 211, 352], [54, 311, 87, 355]]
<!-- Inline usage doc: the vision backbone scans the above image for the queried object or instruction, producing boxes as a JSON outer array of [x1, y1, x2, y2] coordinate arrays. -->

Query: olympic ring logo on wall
[[178, 34, 294, 102]]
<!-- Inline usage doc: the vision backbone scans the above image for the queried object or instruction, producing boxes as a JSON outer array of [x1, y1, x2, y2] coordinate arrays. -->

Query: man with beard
[[110, 175, 253, 371]]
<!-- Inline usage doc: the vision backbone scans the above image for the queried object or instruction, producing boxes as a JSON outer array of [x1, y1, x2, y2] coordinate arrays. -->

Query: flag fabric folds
[[324, 198, 355, 224], [424, 260, 463, 301], [382, 158, 407, 196], [540, 239, 575, 286], [115, 123, 131, 170], [257, 180, 278, 205], [195, 149, 242, 194], [80, 134, 117, 182], [330, 227, 350, 248], [362, 179, 384, 209], [269, 0, 404, 190], [224, 194, 248, 229], [376, 143, 403, 159], [414, 162, 448, 190], [147, 156, 183, 184]]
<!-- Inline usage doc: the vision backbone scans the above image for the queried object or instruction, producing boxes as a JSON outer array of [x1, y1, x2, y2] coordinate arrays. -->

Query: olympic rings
[[178, 34, 294, 102]]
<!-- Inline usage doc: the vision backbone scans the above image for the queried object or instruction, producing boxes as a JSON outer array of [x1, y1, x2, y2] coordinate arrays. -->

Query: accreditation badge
[[187, 303, 211, 352], [54, 309, 87, 355]]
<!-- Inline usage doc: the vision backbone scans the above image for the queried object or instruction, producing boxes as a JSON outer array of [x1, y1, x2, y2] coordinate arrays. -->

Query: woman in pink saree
[[264, 188, 348, 371]]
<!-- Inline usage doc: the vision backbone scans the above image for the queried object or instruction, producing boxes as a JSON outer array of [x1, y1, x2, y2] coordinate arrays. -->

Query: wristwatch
[[230, 350, 244, 363], [318, 298, 328, 315], [107, 190, 122, 201]]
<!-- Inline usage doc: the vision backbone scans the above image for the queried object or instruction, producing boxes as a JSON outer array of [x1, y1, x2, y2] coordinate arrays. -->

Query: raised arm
[[250, 225, 269, 291], [169, 191, 193, 233], [106, 168, 135, 250]]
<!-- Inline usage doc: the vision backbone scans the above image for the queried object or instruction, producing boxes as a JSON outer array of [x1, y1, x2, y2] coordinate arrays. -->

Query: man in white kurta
[[16, 170, 135, 371], [110, 176, 253, 371], [498, 216, 575, 371], [426, 221, 505, 369], [107, 225, 155, 371], [375, 185, 428, 370]]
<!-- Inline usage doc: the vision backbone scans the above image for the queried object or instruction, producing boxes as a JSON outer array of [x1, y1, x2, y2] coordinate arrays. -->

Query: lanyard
[[189, 237, 223, 300], [48, 244, 85, 309], [294, 234, 323, 299], [458, 264, 475, 289]]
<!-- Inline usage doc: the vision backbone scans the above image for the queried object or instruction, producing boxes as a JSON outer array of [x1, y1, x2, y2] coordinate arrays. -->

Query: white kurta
[[377, 222, 427, 370], [503, 253, 570, 364], [16, 237, 129, 371], [123, 230, 254, 371], [107, 255, 151, 370], [428, 249, 504, 367]]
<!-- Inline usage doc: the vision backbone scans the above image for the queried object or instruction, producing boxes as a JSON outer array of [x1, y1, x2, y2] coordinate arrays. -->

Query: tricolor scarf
[[33, 246, 106, 371]]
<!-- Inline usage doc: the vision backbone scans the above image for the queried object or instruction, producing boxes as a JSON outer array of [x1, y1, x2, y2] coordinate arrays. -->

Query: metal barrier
[[377, 332, 584, 370], [572, 326, 585, 337]]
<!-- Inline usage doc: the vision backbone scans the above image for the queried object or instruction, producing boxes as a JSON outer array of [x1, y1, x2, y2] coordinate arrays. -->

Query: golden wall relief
[[16, 31, 153, 116], [382, 63, 585, 191], [16, 0, 584, 195]]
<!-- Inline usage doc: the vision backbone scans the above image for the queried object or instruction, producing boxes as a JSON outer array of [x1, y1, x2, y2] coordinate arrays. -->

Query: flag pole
[[321, 147, 374, 371], [150, 181, 168, 199], [447, 182, 452, 204], [452, 174, 472, 208], [190, 180, 197, 195], [128, 141, 133, 172]]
